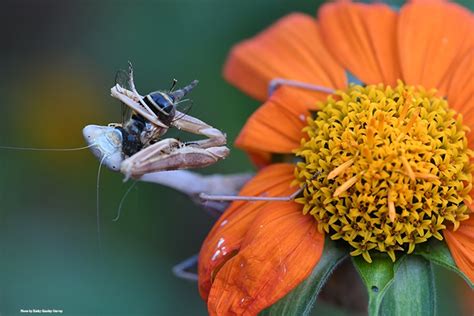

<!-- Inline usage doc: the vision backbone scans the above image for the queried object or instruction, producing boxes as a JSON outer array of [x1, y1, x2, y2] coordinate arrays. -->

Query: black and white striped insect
[[83, 64, 229, 180]]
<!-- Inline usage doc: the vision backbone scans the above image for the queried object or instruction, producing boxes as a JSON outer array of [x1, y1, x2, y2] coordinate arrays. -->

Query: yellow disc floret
[[294, 81, 473, 263]]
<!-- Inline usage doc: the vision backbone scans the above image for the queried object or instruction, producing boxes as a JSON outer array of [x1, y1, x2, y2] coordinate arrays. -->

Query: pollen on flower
[[294, 81, 473, 262]]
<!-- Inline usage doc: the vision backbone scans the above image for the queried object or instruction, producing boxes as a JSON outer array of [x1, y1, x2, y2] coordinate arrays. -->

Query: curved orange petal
[[469, 185, 474, 219], [409, 0, 447, 3], [439, 16, 473, 94], [245, 150, 273, 169], [319, 2, 400, 86], [223, 13, 346, 102], [444, 216, 474, 284], [447, 50, 474, 128], [398, 1, 473, 93], [235, 86, 319, 163], [207, 202, 324, 316], [198, 163, 295, 299]]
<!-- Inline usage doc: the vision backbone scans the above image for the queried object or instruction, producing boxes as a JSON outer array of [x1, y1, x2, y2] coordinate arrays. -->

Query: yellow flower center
[[294, 82, 473, 263]]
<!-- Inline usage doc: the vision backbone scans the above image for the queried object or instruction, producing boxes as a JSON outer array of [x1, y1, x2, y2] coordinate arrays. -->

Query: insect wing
[[114, 68, 134, 124], [172, 98, 194, 123]]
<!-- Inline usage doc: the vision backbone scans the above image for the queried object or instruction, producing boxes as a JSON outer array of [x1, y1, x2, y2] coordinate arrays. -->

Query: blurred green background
[[0, 1, 472, 315]]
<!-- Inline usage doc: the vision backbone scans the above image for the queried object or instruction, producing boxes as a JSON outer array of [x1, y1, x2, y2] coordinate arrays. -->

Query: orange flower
[[199, 1, 473, 315]]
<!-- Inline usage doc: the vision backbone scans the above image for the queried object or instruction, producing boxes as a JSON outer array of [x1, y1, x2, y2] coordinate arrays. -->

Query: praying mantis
[[83, 63, 229, 180]]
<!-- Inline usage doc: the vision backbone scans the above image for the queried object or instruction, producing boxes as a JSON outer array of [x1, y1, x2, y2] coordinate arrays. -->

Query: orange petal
[[246, 150, 272, 169], [444, 216, 474, 284], [439, 16, 473, 94], [207, 202, 324, 316], [447, 50, 474, 128], [236, 86, 319, 163], [198, 163, 296, 299], [319, 3, 400, 86], [409, 0, 447, 3], [398, 1, 473, 93], [468, 179, 474, 211], [223, 13, 346, 101]]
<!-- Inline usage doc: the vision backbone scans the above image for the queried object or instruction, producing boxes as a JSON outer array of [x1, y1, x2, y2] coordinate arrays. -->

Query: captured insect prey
[[83, 64, 229, 179]]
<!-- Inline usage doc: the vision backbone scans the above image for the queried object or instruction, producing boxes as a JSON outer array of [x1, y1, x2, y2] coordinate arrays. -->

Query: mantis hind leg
[[172, 254, 198, 281], [268, 78, 335, 96]]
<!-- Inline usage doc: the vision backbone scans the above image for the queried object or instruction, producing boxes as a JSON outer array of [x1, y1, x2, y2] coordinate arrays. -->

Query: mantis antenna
[[0, 144, 96, 151], [96, 154, 110, 253], [112, 180, 138, 222]]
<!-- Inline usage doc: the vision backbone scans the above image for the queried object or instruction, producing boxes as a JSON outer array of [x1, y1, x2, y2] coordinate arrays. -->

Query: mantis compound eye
[[82, 125, 124, 171]]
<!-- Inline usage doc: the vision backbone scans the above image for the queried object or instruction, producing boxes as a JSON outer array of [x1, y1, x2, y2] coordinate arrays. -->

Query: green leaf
[[261, 240, 347, 316], [354, 254, 437, 316], [380, 256, 436, 316], [352, 254, 403, 316], [416, 239, 473, 289]]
